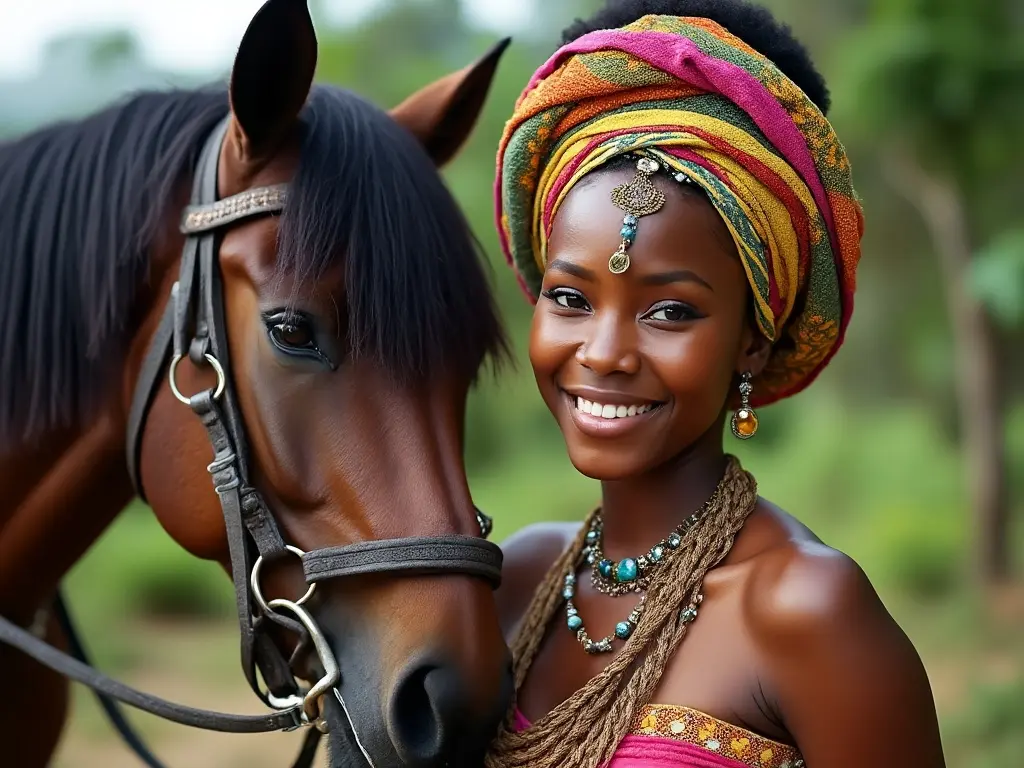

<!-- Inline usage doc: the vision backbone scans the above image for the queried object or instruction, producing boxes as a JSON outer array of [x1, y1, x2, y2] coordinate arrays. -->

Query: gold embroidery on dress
[[628, 704, 804, 768]]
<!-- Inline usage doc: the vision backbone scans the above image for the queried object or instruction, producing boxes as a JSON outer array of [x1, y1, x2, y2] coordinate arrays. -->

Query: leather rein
[[0, 118, 501, 768]]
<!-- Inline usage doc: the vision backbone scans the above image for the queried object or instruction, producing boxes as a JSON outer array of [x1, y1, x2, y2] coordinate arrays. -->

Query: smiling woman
[[486, 1, 946, 768]]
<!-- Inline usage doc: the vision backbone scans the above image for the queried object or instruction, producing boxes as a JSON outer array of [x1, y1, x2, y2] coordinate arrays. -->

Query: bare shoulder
[[746, 532, 892, 640], [721, 500, 899, 640], [740, 504, 945, 766], [496, 521, 580, 638]]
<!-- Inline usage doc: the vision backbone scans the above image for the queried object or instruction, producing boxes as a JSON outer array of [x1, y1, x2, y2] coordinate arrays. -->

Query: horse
[[0, 0, 515, 765]]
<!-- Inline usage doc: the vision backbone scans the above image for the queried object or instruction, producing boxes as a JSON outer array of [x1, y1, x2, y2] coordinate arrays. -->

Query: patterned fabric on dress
[[513, 704, 804, 768]]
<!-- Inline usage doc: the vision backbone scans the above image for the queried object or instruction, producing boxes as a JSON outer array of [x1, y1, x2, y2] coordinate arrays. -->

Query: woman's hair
[[561, 0, 831, 114]]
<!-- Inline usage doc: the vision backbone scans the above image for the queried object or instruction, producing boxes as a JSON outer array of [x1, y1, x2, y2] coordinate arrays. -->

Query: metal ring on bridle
[[250, 545, 317, 616], [168, 352, 226, 405], [267, 598, 340, 728]]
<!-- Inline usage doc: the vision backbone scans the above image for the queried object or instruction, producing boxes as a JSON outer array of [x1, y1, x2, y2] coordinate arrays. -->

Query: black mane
[[0, 84, 506, 450]]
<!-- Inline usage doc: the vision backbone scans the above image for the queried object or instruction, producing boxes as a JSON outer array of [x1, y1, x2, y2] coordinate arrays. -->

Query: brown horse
[[0, 0, 514, 765]]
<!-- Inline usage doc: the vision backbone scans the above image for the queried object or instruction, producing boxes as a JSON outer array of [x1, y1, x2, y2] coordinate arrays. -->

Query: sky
[[0, 0, 535, 77]]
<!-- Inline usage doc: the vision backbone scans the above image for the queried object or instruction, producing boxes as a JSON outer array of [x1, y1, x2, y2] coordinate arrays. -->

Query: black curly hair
[[560, 0, 830, 114]]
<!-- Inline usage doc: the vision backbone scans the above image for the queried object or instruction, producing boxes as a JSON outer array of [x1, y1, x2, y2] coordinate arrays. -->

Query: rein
[[0, 117, 501, 768]]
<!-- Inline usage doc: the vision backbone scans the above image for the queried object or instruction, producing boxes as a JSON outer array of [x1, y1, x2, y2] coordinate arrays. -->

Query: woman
[[487, 1, 946, 767]]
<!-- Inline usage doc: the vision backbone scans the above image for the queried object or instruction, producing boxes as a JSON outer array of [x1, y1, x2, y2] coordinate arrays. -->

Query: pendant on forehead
[[608, 157, 666, 274]]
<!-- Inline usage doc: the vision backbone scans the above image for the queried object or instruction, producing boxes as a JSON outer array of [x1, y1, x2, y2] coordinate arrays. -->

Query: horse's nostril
[[388, 661, 466, 765]]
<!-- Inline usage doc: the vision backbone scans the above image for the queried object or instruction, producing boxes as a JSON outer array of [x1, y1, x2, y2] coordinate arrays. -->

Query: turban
[[494, 15, 864, 405]]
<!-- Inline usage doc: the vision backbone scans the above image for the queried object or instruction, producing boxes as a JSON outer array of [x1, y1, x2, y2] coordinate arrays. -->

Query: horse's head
[[128, 0, 512, 763]]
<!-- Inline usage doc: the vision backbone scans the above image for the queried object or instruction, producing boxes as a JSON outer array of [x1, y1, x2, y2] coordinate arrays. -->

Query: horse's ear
[[390, 37, 511, 167], [228, 0, 317, 161]]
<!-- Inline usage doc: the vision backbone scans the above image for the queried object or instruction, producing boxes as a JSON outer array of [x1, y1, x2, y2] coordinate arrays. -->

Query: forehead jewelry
[[608, 156, 666, 274]]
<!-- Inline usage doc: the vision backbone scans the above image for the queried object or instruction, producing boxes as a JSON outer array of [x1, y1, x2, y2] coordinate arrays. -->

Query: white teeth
[[575, 397, 657, 420]]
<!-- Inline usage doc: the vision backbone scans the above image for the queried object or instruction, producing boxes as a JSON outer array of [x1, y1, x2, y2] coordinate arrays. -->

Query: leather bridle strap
[[0, 612, 303, 733], [156, 118, 303, 710], [304, 536, 502, 586]]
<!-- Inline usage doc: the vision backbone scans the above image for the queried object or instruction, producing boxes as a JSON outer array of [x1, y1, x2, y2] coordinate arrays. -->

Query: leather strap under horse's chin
[[0, 115, 503, 768]]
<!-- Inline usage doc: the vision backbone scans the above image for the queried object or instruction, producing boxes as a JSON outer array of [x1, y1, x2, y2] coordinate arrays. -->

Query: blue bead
[[562, 586, 575, 600], [616, 558, 638, 583], [615, 621, 632, 639], [667, 533, 682, 549], [598, 559, 614, 579], [568, 615, 583, 631], [651, 545, 665, 562], [585, 530, 599, 545], [620, 225, 637, 239]]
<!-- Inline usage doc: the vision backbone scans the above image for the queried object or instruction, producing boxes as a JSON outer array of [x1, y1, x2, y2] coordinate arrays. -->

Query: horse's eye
[[271, 321, 315, 350], [265, 312, 319, 354], [263, 310, 335, 369]]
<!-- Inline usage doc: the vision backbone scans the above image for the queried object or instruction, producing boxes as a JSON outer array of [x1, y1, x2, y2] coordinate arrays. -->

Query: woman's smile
[[561, 387, 667, 438]]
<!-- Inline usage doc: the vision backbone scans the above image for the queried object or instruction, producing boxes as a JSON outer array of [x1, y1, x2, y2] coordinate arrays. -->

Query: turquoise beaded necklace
[[561, 486, 721, 654]]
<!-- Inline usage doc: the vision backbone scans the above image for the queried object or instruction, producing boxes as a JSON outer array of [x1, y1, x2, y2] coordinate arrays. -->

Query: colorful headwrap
[[495, 15, 864, 405]]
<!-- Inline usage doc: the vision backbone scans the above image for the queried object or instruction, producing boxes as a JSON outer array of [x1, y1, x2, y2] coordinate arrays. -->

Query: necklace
[[563, 566, 703, 654], [561, 485, 721, 654], [586, 485, 721, 597]]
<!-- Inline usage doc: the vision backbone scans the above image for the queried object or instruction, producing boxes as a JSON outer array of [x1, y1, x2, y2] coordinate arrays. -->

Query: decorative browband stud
[[180, 183, 290, 235]]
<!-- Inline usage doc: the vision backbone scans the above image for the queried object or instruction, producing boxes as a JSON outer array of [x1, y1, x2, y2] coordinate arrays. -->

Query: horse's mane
[[0, 84, 507, 451]]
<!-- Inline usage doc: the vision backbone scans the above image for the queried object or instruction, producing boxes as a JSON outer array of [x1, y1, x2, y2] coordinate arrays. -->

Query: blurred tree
[[837, 0, 1024, 586], [0, 30, 194, 134]]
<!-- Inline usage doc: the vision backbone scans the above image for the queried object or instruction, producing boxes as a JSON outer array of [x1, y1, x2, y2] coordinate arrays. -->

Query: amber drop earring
[[731, 372, 758, 439]]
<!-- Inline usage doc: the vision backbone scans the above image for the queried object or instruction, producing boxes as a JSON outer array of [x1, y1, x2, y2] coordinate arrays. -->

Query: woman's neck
[[597, 432, 729, 560]]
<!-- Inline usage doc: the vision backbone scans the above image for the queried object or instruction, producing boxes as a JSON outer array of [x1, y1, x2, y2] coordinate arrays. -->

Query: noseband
[[0, 118, 500, 768]]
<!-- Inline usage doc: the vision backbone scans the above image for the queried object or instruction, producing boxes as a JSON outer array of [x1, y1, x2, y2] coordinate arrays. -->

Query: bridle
[[0, 117, 501, 768]]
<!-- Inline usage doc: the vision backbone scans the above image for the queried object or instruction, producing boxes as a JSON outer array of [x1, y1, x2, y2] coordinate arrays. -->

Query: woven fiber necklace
[[561, 482, 722, 654]]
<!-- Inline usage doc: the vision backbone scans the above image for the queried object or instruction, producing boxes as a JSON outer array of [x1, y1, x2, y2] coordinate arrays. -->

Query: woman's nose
[[575, 314, 640, 376]]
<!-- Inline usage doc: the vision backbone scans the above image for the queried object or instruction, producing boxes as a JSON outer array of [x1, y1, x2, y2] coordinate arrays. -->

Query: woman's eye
[[645, 302, 698, 323], [543, 288, 590, 311]]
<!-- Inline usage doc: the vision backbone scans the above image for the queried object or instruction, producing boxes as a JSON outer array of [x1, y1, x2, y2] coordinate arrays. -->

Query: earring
[[475, 507, 493, 539], [730, 372, 758, 439], [608, 156, 666, 274]]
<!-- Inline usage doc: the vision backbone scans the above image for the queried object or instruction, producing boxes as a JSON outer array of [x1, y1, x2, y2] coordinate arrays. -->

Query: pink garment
[[512, 709, 751, 768]]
